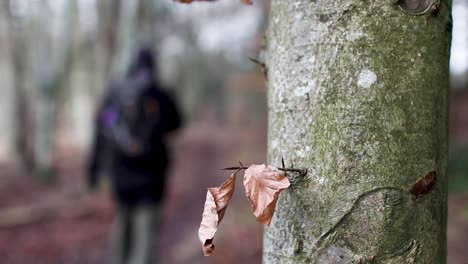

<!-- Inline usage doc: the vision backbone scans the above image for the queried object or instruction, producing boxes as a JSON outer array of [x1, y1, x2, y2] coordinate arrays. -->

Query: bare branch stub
[[249, 57, 268, 79], [395, 0, 440, 16], [410, 170, 436, 198]]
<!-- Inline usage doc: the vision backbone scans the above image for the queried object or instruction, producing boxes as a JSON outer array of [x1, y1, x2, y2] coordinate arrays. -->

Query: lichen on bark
[[264, 0, 451, 263]]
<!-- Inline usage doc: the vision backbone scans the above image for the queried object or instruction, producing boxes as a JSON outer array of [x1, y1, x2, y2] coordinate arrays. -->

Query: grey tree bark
[[2, 0, 33, 170], [95, 0, 120, 96], [33, 0, 76, 180], [111, 0, 141, 76], [264, 0, 451, 263]]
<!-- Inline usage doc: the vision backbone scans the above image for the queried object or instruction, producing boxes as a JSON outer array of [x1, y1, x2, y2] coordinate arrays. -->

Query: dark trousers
[[110, 204, 160, 264]]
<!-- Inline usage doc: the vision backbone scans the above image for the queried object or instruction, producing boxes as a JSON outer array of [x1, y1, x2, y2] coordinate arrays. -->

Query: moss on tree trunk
[[264, 0, 451, 263]]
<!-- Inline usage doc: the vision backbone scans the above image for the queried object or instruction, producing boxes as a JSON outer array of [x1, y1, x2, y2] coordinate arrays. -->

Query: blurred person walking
[[87, 47, 182, 264]]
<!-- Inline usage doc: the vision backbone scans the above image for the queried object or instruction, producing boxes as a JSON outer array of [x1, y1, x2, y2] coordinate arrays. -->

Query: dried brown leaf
[[241, 0, 253, 5], [198, 172, 237, 256], [243, 164, 290, 225]]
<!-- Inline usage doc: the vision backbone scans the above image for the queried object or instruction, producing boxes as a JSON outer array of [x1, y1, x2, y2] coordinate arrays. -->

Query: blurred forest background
[[0, 0, 466, 263]]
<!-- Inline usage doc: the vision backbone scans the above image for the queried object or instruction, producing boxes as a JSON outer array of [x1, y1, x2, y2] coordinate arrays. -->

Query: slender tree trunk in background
[[138, 0, 156, 45], [33, 0, 76, 181], [95, 0, 120, 96], [112, 0, 141, 76], [3, 0, 33, 170], [264, 0, 451, 263]]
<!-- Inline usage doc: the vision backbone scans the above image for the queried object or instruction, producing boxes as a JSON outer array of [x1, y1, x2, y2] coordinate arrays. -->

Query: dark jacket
[[87, 49, 181, 205]]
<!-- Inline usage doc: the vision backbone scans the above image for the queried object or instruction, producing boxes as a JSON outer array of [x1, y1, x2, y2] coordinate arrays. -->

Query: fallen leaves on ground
[[243, 164, 290, 225], [198, 172, 237, 256]]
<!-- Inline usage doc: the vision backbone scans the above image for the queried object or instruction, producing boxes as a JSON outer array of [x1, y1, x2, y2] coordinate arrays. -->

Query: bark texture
[[264, 0, 451, 263]]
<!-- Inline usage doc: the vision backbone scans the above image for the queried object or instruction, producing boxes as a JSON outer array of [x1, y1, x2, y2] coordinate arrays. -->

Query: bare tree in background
[[94, 0, 120, 97], [2, 0, 33, 170], [32, 0, 76, 180], [111, 0, 141, 76], [264, 0, 451, 263]]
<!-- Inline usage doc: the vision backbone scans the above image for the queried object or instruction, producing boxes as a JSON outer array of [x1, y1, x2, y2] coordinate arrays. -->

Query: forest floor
[[0, 120, 467, 264], [0, 119, 267, 264]]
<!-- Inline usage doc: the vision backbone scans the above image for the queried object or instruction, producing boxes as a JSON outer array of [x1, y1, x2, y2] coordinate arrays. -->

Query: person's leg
[[109, 205, 131, 264], [128, 204, 160, 264]]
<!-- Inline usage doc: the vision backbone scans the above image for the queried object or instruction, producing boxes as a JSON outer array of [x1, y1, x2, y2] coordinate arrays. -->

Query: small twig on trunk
[[223, 165, 307, 177]]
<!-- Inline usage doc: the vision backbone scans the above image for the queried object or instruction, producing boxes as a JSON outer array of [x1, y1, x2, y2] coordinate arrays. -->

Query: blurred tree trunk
[[2, 0, 33, 170], [95, 0, 120, 97], [264, 0, 451, 263], [138, 0, 156, 45], [112, 0, 141, 76], [33, 0, 76, 181]]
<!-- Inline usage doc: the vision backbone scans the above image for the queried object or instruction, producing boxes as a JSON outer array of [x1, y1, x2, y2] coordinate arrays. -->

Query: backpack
[[99, 74, 161, 158]]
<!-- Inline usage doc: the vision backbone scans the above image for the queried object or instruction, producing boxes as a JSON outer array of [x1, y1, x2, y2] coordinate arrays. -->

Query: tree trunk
[[138, 0, 156, 45], [111, 0, 141, 76], [2, 0, 33, 170], [33, 0, 76, 181], [95, 0, 120, 95], [263, 0, 451, 263]]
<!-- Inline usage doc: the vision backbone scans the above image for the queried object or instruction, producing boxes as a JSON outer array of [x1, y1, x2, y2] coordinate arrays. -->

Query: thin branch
[[223, 165, 308, 177], [248, 57, 268, 79]]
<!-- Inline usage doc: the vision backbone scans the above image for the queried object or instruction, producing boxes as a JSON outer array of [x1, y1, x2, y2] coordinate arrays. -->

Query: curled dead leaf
[[198, 172, 237, 256], [243, 164, 290, 225]]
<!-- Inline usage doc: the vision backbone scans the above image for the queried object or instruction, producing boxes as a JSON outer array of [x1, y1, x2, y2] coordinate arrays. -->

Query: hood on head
[[127, 47, 156, 78]]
